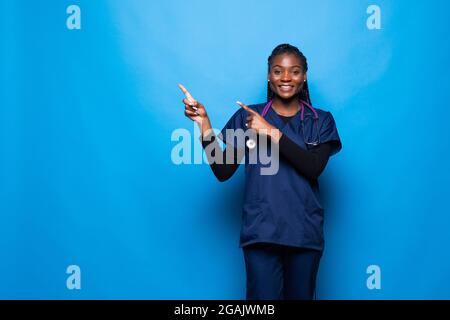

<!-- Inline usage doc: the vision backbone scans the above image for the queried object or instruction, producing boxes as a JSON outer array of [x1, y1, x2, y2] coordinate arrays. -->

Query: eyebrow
[[272, 65, 302, 68]]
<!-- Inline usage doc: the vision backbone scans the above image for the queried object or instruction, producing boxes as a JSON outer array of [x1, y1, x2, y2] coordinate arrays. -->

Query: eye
[[274, 70, 281, 75]]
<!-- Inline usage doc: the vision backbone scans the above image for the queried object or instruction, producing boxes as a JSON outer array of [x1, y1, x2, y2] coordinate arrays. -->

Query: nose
[[281, 70, 291, 82]]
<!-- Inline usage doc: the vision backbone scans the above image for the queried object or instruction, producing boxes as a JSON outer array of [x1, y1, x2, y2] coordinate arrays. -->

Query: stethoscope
[[246, 99, 320, 149]]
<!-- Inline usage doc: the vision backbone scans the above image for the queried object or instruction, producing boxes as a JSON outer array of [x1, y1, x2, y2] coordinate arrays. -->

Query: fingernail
[[236, 101, 242, 105]]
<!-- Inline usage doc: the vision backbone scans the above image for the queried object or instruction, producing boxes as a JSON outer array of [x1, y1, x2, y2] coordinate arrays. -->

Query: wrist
[[269, 128, 283, 143], [199, 117, 213, 137]]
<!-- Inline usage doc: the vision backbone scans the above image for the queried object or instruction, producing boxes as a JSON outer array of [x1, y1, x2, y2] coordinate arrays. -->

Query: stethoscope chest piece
[[246, 139, 256, 149]]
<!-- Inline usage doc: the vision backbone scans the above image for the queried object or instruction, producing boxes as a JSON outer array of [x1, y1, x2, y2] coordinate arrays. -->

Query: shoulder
[[222, 102, 266, 130], [313, 107, 338, 125], [231, 102, 267, 118], [314, 107, 333, 119], [249, 102, 267, 113], [241, 102, 266, 113], [309, 107, 340, 133]]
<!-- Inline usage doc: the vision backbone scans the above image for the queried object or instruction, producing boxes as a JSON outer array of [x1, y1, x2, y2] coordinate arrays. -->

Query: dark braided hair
[[267, 44, 312, 105]]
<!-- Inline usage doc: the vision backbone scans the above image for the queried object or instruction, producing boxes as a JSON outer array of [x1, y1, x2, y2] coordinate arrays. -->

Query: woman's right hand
[[178, 84, 212, 135]]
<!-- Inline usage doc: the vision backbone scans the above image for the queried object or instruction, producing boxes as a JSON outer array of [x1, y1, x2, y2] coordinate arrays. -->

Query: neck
[[272, 95, 300, 116]]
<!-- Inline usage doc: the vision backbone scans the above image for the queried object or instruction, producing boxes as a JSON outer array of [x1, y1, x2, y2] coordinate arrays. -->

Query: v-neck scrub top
[[219, 103, 342, 251]]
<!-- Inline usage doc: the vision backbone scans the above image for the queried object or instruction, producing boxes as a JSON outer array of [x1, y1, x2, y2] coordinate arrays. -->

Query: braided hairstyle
[[267, 44, 312, 105]]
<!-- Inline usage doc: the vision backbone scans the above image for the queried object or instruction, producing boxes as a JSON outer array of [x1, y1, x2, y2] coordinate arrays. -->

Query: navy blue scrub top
[[219, 102, 342, 251]]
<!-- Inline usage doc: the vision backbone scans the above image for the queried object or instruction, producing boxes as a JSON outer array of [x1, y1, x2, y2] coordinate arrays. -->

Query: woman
[[179, 44, 342, 300]]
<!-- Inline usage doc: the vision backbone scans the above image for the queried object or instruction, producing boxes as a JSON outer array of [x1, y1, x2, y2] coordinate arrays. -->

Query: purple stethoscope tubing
[[261, 99, 319, 120], [245, 99, 320, 149]]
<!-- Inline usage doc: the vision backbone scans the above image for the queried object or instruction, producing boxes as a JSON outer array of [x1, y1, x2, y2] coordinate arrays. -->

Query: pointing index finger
[[237, 101, 257, 114], [178, 84, 196, 104]]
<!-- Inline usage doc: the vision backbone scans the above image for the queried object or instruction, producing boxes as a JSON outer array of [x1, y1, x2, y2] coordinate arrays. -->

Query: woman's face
[[268, 53, 307, 100]]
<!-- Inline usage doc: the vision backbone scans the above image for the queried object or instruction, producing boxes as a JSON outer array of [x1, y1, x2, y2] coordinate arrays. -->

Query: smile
[[279, 85, 294, 92]]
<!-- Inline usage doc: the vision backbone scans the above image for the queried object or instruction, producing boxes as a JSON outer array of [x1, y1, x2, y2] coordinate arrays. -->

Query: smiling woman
[[269, 58, 305, 101], [267, 46, 310, 115], [179, 43, 342, 300]]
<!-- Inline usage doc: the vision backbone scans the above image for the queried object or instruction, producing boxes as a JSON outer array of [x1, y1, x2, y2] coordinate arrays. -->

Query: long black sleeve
[[278, 134, 332, 180], [200, 129, 333, 182], [201, 132, 243, 182]]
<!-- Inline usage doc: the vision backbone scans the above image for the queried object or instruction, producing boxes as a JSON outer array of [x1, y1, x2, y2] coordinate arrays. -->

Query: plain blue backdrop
[[1, 0, 449, 299]]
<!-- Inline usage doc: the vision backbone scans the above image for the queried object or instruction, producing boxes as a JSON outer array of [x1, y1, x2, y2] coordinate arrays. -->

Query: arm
[[278, 135, 332, 180], [179, 84, 242, 182], [200, 132, 243, 182], [236, 101, 332, 181]]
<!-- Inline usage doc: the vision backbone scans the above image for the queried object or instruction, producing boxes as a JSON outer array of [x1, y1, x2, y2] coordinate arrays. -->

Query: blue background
[[1, 0, 449, 299]]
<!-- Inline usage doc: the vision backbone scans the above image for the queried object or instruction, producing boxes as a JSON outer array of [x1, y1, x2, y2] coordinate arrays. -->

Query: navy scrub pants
[[243, 243, 322, 300]]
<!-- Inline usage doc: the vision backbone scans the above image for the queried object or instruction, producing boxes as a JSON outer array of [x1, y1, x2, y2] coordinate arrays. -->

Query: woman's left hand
[[237, 101, 283, 143]]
